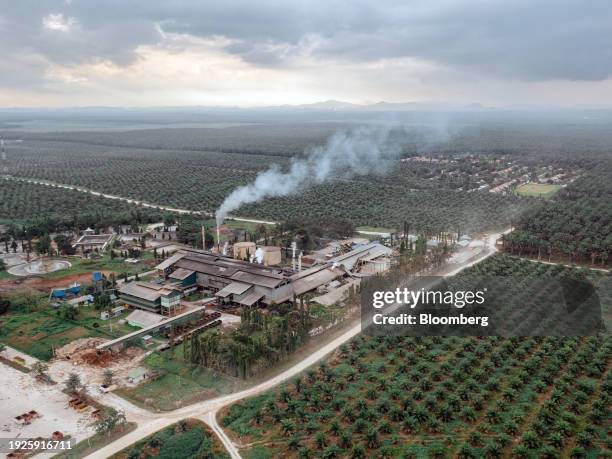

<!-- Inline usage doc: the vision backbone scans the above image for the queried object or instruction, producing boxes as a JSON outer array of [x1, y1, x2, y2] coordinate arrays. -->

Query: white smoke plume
[[216, 125, 399, 226]]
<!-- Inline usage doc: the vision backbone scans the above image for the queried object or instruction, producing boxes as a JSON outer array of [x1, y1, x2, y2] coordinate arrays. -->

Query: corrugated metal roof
[[292, 267, 345, 295], [237, 291, 264, 306], [176, 259, 239, 278], [230, 271, 284, 288], [119, 281, 179, 302], [156, 252, 186, 270], [215, 282, 252, 297], [177, 250, 285, 278], [119, 282, 163, 302], [328, 242, 392, 271], [289, 263, 332, 281], [168, 268, 195, 280]]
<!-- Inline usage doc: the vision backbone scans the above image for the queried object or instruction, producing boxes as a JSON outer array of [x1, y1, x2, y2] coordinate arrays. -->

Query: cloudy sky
[[1, 0, 611, 108]]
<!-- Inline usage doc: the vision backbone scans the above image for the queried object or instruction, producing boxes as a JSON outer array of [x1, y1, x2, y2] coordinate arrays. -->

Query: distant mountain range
[[3, 101, 611, 113], [265, 99, 488, 111]]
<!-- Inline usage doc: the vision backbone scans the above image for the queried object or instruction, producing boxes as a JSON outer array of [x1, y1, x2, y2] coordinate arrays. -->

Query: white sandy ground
[[80, 229, 509, 459], [0, 364, 94, 458]]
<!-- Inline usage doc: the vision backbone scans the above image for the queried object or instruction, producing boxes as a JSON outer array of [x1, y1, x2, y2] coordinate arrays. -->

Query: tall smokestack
[[216, 225, 220, 248], [291, 242, 297, 271], [201, 225, 206, 250], [298, 251, 303, 272]]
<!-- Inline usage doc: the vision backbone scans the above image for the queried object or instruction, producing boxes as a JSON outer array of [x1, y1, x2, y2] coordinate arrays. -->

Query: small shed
[[101, 306, 124, 320], [66, 294, 94, 307]]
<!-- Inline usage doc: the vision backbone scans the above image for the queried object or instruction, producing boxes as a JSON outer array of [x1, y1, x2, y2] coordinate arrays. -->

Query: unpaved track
[[2, 175, 277, 225], [86, 230, 508, 459]]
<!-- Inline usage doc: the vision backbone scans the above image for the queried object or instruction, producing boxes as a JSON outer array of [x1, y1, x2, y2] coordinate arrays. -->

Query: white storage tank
[[258, 246, 282, 266]]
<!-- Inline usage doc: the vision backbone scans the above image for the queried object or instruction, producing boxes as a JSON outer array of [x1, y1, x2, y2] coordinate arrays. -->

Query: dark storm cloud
[[1, 0, 611, 86]]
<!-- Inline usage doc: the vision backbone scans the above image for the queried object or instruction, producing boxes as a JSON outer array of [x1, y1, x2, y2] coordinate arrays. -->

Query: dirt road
[[85, 229, 508, 459], [3, 175, 278, 226]]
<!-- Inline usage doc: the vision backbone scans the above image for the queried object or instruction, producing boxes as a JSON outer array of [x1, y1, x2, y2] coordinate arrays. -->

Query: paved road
[[85, 229, 508, 459]]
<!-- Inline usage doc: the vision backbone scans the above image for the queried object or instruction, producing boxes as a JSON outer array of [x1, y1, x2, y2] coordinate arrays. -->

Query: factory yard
[[48, 338, 146, 386], [0, 364, 94, 455]]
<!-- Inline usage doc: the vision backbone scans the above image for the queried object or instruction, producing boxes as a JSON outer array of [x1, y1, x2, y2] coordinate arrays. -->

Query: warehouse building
[[157, 250, 294, 305], [118, 281, 182, 314]]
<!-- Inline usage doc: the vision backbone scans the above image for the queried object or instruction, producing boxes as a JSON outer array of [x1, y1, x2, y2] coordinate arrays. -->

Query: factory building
[[116, 242, 392, 313], [330, 242, 393, 275], [118, 282, 182, 314], [156, 250, 294, 306], [153, 242, 391, 307], [119, 242, 391, 314]]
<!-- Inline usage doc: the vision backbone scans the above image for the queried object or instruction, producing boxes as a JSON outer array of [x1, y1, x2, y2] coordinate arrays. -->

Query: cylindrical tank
[[259, 246, 282, 266], [233, 241, 256, 260]]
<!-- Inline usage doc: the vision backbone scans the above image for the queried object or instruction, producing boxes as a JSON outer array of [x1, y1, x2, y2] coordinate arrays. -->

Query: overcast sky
[[1, 0, 611, 108]]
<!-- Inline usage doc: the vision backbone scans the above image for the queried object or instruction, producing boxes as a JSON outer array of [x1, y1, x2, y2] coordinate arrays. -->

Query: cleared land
[[0, 363, 94, 446], [515, 182, 561, 197]]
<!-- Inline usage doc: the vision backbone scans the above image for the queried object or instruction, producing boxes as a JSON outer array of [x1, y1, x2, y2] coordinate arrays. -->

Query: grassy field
[[110, 419, 229, 459], [515, 182, 562, 197], [115, 347, 245, 411], [0, 305, 135, 360]]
